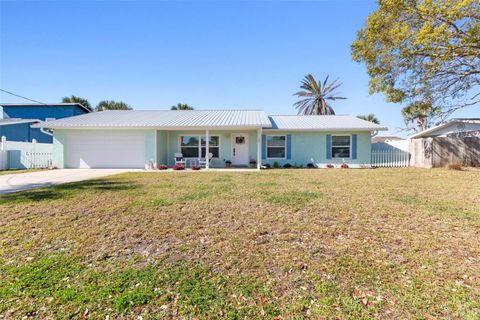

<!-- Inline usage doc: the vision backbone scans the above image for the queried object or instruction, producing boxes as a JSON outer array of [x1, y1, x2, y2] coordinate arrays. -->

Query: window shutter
[[326, 134, 332, 159], [286, 134, 292, 160], [262, 135, 266, 160], [352, 134, 357, 159]]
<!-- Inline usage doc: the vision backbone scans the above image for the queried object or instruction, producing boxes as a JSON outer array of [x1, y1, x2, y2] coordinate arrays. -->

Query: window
[[180, 135, 219, 158], [266, 135, 286, 158], [331, 135, 351, 158]]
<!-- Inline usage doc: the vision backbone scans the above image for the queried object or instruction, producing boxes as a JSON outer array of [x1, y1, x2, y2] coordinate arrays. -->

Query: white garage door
[[65, 131, 146, 168]]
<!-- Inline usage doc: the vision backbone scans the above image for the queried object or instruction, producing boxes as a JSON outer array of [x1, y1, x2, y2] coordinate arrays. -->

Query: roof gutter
[[40, 127, 53, 136]]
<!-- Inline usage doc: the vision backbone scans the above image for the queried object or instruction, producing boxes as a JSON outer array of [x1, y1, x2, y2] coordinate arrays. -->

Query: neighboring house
[[34, 110, 387, 169], [409, 118, 480, 168], [372, 135, 408, 152], [0, 103, 91, 143]]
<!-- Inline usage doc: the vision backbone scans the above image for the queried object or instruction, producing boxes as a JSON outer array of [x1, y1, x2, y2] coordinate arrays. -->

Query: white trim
[[262, 128, 384, 132], [205, 129, 209, 169], [266, 135, 287, 160], [154, 130, 158, 165], [35, 125, 267, 130], [257, 128, 261, 169], [331, 134, 352, 159]]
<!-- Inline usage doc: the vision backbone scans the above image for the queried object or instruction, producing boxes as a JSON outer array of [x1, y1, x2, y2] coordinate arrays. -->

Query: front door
[[232, 133, 249, 166]]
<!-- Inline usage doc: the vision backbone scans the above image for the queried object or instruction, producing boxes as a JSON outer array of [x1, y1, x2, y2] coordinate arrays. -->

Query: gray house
[[409, 118, 480, 168]]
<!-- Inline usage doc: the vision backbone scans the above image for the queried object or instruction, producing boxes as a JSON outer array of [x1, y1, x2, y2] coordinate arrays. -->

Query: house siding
[[2, 105, 89, 143], [51, 129, 372, 169], [261, 131, 371, 168]]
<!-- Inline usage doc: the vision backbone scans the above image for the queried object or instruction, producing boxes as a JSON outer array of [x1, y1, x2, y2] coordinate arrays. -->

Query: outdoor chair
[[174, 153, 186, 166], [199, 152, 213, 168]]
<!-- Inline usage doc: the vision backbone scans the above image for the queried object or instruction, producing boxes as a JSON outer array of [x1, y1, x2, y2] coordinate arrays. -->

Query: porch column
[[205, 129, 210, 169], [257, 128, 262, 169]]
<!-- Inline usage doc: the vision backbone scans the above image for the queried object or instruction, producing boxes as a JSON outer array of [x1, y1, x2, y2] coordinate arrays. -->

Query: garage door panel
[[66, 132, 146, 168]]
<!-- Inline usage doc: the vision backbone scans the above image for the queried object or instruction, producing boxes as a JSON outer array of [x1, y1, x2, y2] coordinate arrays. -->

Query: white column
[[257, 128, 262, 169], [205, 129, 210, 169]]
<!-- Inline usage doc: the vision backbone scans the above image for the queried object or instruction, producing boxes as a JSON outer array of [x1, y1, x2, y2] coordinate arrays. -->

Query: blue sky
[[0, 1, 476, 136]]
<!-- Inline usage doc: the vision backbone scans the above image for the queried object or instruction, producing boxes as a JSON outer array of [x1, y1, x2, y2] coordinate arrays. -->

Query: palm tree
[[171, 103, 194, 110], [401, 101, 441, 131], [357, 114, 380, 124], [95, 100, 132, 111], [62, 95, 92, 111], [293, 74, 346, 115]]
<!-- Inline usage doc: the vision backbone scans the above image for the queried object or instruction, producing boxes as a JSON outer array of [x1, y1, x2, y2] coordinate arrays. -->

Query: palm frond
[[293, 73, 346, 115]]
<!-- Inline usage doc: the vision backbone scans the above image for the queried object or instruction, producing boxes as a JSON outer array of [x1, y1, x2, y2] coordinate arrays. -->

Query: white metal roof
[[409, 118, 480, 139], [33, 110, 272, 129], [266, 115, 387, 131]]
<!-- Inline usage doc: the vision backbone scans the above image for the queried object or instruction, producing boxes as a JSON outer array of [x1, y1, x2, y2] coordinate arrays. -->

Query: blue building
[[0, 103, 91, 143]]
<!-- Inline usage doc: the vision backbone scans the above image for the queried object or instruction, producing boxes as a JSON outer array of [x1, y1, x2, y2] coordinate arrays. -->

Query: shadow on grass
[[0, 179, 139, 205]]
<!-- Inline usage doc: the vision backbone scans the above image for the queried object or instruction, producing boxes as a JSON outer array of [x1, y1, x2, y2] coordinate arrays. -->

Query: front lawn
[[0, 169, 479, 319]]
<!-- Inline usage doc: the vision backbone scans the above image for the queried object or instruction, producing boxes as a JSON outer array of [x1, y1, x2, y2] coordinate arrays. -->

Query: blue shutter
[[326, 134, 332, 159], [352, 134, 357, 159], [262, 135, 266, 160], [286, 134, 292, 160]]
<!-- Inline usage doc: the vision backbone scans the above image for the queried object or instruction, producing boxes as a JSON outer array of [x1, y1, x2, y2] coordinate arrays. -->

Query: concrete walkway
[[0, 169, 137, 194]]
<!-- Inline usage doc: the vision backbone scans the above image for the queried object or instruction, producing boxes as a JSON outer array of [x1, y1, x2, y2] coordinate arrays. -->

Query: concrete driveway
[[0, 169, 138, 194]]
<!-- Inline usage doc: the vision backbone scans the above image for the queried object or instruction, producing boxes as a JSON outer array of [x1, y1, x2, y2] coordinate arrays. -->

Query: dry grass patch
[[0, 168, 479, 319]]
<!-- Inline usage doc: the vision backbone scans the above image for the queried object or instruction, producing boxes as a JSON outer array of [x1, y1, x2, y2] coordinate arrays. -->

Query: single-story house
[[409, 118, 480, 168], [0, 103, 91, 143], [33, 110, 387, 169]]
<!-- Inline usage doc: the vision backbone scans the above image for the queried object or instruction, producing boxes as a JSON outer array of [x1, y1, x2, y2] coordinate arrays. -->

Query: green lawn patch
[[0, 168, 479, 318]]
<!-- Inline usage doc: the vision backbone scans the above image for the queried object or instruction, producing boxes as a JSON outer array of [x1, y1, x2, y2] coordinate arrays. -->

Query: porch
[[153, 129, 262, 169]]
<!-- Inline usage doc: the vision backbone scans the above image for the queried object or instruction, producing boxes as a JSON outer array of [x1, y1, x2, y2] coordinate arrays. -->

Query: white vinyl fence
[[0, 137, 53, 170], [371, 142, 410, 167]]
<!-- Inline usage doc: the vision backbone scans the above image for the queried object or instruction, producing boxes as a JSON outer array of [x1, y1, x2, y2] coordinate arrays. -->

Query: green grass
[[0, 168, 479, 319]]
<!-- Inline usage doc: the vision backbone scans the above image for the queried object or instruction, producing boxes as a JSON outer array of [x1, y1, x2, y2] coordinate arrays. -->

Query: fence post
[[31, 139, 37, 169]]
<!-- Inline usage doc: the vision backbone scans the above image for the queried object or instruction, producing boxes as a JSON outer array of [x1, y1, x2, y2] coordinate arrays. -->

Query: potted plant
[[172, 164, 185, 170], [225, 160, 232, 168]]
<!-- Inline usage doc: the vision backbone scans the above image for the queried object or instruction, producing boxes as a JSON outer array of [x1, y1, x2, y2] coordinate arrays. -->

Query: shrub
[[340, 163, 349, 169], [447, 162, 462, 170], [273, 161, 280, 169], [283, 163, 292, 168], [157, 164, 168, 170], [262, 163, 271, 169], [326, 164, 334, 169], [306, 163, 315, 168], [191, 165, 201, 170], [172, 164, 185, 170]]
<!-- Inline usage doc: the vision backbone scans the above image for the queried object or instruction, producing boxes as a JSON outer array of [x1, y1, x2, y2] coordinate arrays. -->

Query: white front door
[[232, 133, 249, 166]]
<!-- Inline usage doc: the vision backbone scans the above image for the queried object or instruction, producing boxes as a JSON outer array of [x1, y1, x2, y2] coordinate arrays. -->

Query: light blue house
[[34, 110, 386, 169], [0, 103, 91, 143]]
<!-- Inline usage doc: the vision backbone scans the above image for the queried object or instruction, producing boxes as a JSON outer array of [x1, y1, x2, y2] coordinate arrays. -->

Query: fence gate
[[371, 142, 410, 167], [1, 138, 53, 170]]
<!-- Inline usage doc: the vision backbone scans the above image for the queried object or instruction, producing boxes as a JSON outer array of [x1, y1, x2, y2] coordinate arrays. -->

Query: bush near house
[[0, 169, 479, 319]]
